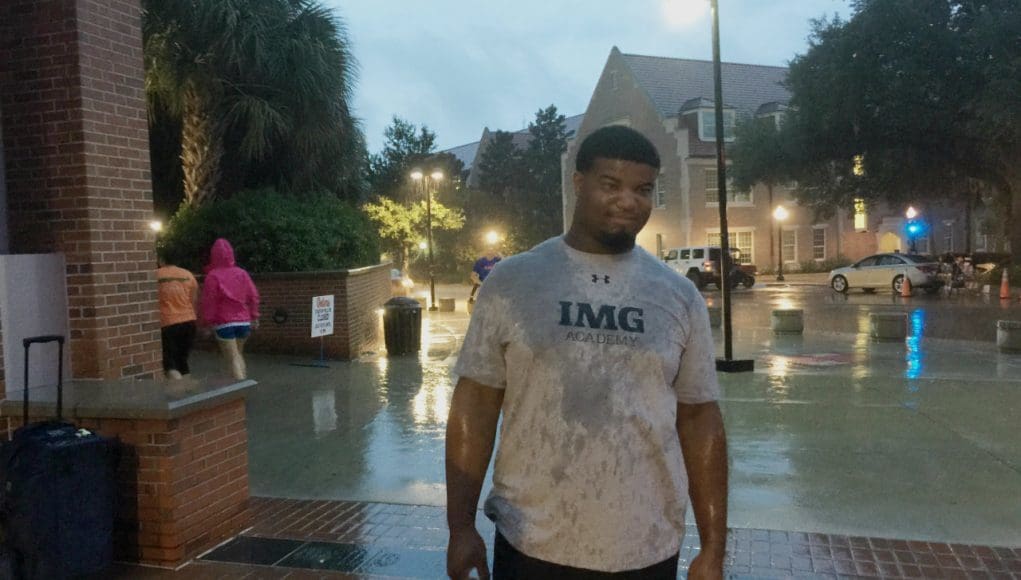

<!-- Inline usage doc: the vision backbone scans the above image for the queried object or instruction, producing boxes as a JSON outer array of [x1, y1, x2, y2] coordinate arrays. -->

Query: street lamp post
[[773, 205, 788, 282], [709, 0, 753, 373], [411, 169, 443, 311]]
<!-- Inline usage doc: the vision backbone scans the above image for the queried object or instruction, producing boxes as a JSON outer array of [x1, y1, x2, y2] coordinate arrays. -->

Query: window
[[704, 169, 751, 205], [812, 228, 826, 260], [943, 221, 955, 252], [680, 249, 691, 260], [781, 229, 797, 263], [856, 257, 878, 268], [654, 175, 666, 209], [609, 71, 618, 90], [706, 231, 754, 264], [853, 198, 867, 232], [698, 110, 735, 142], [691, 249, 704, 260], [879, 255, 905, 266], [705, 168, 718, 203]]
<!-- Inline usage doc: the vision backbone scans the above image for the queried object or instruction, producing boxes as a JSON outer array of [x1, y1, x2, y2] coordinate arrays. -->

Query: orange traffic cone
[[1000, 268, 1011, 300], [901, 270, 913, 298]]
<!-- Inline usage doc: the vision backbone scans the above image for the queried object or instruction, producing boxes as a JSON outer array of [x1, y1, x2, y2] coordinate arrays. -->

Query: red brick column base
[[2, 398, 250, 567]]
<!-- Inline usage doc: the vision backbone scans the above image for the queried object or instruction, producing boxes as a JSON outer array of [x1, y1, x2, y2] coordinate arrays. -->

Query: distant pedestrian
[[157, 256, 199, 380], [468, 249, 502, 304], [201, 239, 260, 380]]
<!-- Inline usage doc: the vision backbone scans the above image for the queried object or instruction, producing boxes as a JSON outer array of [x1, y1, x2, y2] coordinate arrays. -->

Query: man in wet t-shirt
[[446, 126, 728, 580]]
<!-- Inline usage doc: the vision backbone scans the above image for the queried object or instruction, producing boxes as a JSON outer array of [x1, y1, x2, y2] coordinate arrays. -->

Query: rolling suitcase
[[0, 336, 118, 579]]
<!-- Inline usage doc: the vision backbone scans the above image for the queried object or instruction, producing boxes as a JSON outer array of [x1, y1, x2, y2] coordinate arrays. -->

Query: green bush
[[157, 189, 381, 273], [759, 255, 852, 275], [797, 256, 854, 273]]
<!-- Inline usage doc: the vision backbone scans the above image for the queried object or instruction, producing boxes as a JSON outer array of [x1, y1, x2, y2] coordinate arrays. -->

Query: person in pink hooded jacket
[[201, 238, 260, 379]]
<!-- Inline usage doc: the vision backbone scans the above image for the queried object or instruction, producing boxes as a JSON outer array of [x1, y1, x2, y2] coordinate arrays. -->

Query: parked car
[[828, 253, 943, 294], [663, 245, 756, 290]]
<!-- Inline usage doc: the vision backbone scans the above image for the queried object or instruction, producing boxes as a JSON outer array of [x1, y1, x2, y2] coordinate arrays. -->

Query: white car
[[829, 253, 943, 294]]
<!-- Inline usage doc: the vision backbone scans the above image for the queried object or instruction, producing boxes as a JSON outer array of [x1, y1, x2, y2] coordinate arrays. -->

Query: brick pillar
[[0, 0, 162, 379]]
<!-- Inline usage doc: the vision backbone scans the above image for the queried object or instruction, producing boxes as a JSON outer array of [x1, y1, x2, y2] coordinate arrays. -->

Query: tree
[[477, 131, 523, 202], [362, 196, 465, 269], [754, 0, 1021, 253], [143, 0, 363, 206], [520, 105, 569, 242], [368, 117, 437, 203], [730, 116, 793, 261], [473, 105, 569, 250]]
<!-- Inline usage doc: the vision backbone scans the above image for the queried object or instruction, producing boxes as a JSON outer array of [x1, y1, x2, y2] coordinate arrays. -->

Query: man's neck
[[564, 227, 634, 255]]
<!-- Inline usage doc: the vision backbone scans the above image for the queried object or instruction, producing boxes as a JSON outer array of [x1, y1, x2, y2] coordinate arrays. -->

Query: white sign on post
[[311, 295, 335, 338]]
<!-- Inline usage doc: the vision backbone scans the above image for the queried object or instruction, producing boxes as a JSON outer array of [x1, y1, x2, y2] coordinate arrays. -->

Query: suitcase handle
[[22, 335, 65, 424], [23, 335, 65, 348]]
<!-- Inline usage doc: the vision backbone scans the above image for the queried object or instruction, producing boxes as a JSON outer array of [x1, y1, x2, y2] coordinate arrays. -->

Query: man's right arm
[[445, 376, 504, 579]]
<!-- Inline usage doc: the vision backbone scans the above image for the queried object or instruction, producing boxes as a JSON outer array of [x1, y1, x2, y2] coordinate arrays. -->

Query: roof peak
[[620, 52, 788, 71]]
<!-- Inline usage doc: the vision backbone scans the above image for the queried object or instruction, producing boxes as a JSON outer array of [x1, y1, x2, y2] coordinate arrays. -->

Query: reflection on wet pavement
[[205, 284, 1021, 550]]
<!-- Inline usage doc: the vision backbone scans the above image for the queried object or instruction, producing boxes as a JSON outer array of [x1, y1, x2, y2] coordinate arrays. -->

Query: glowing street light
[[418, 241, 428, 250], [905, 206, 921, 253], [773, 205, 789, 282], [410, 169, 444, 311], [485, 230, 500, 246]]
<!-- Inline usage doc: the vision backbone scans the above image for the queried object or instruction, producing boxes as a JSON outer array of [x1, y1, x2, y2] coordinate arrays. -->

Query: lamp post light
[[905, 205, 919, 254], [773, 205, 789, 282], [411, 169, 443, 311], [485, 230, 500, 246]]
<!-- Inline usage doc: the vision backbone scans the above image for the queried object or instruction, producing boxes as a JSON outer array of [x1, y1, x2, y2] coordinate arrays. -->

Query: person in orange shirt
[[157, 256, 200, 379]]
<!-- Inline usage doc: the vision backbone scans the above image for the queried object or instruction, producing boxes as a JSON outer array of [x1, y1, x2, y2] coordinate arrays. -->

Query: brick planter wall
[[246, 264, 392, 360], [1, 398, 250, 567]]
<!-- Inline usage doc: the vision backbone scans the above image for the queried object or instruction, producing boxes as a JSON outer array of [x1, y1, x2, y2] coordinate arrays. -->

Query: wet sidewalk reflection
[[204, 284, 1021, 550]]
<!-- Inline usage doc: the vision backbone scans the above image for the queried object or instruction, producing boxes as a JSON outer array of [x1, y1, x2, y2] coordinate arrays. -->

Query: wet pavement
[[181, 282, 1021, 555]]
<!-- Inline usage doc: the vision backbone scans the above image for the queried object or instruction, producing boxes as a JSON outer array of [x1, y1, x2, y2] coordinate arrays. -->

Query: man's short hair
[[575, 126, 660, 172]]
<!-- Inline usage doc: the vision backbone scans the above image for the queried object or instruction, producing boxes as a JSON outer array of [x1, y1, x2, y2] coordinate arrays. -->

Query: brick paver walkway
[[106, 497, 1021, 579]]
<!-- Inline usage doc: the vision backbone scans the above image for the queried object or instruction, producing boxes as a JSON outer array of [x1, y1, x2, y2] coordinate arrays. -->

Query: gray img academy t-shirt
[[454, 236, 721, 572]]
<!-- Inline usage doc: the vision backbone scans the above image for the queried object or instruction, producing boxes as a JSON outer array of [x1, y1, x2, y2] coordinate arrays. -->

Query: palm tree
[[143, 0, 362, 207]]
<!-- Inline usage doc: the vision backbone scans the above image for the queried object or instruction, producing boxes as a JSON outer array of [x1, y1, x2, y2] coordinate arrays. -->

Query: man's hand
[[677, 401, 728, 580], [447, 526, 489, 579], [687, 552, 724, 580], [446, 378, 502, 579]]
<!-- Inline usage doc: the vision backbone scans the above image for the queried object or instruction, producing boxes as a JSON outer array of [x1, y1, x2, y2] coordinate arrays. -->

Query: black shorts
[[493, 532, 679, 580], [161, 321, 196, 374]]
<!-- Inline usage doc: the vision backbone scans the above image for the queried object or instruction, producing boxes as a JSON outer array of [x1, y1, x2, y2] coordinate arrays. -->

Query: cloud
[[330, 0, 853, 152]]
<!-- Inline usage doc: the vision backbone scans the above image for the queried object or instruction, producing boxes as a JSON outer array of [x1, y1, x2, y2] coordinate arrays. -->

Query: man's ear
[[572, 171, 585, 199]]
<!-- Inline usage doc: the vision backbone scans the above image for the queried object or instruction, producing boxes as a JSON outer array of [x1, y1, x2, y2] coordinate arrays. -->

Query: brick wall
[[0, 0, 162, 380], [248, 264, 391, 359], [1, 398, 250, 567]]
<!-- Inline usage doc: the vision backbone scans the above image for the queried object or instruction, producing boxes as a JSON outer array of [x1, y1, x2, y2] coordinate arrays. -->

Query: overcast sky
[[328, 1, 853, 152]]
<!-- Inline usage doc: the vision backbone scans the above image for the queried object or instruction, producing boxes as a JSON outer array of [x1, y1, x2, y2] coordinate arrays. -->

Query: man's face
[[572, 157, 657, 251]]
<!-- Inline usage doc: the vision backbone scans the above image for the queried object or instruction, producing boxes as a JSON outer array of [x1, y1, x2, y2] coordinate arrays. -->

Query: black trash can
[[383, 297, 422, 355]]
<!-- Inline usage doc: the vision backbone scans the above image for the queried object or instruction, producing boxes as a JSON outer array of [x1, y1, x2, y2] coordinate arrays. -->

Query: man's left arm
[[677, 400, 728, 579]]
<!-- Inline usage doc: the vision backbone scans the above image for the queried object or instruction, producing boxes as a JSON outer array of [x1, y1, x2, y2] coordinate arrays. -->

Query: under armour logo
[[591, 274, 610, 284]]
